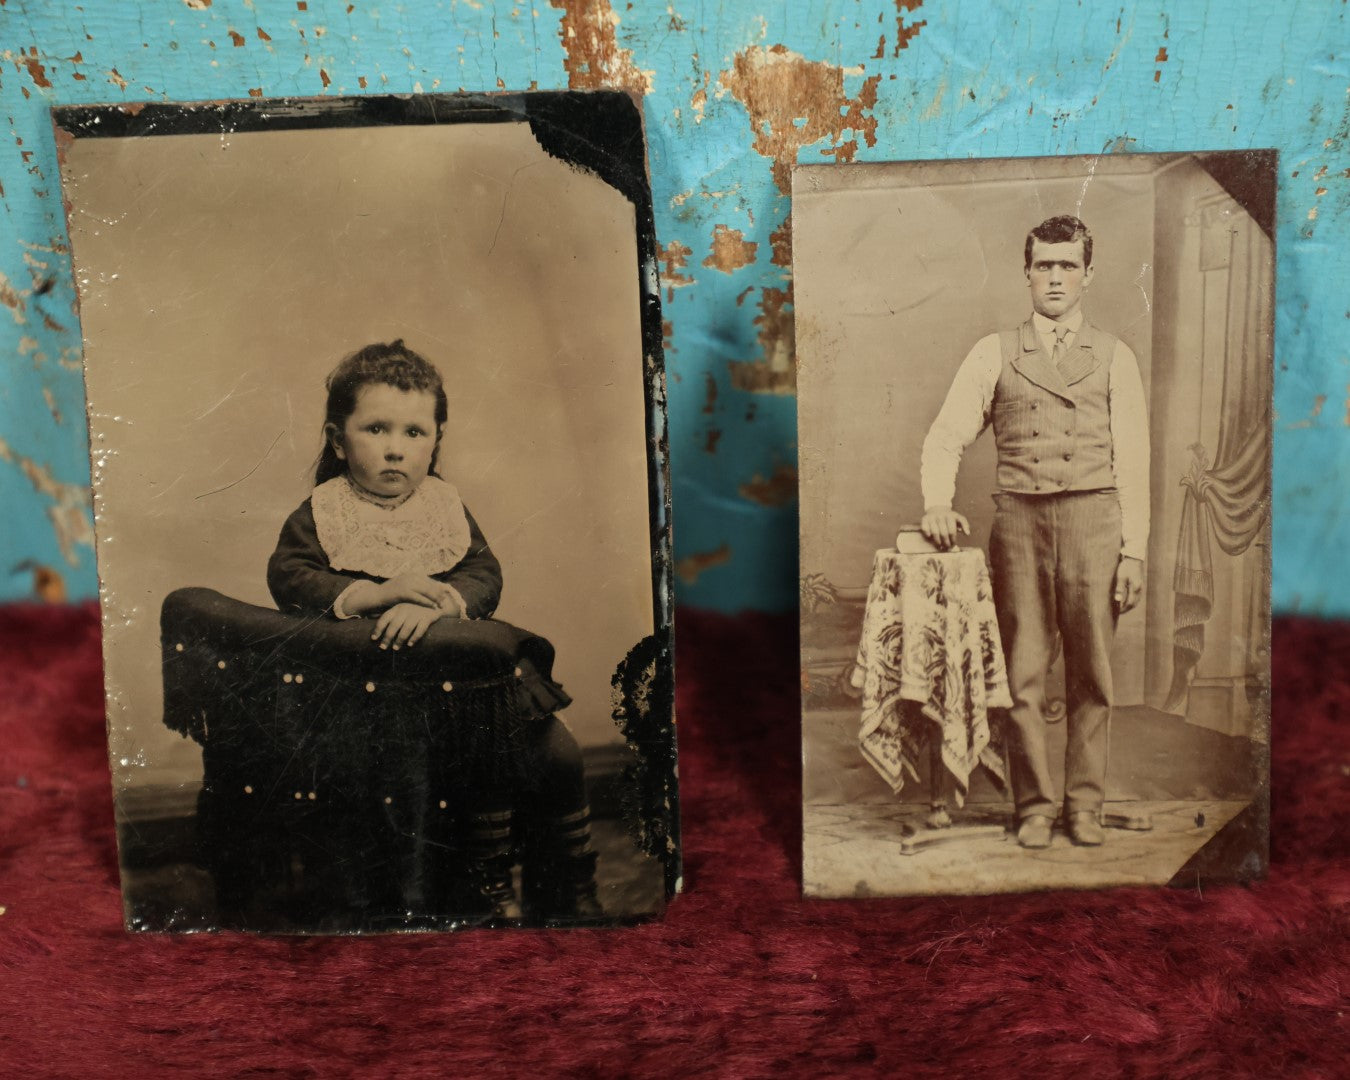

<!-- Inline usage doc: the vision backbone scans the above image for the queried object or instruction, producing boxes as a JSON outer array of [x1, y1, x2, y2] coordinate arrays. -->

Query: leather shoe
[[1067, 811, 1104, 847], [1016, 814, 1053, 849]]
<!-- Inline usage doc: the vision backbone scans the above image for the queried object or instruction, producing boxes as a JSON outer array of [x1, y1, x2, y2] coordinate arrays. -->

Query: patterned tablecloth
[[850, 548, 1013, 804]]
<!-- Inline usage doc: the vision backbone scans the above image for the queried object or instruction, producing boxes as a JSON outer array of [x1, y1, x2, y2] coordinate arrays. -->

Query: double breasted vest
[[990, 318, 1119, 496]]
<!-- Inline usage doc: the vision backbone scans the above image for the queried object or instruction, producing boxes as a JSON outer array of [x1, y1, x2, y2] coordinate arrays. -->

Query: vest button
[[1032, 429, 1040, 437], [1032, 456, 1040, 464], [1064, 453, 1072, 461], [1031, 402, 1039, 410]]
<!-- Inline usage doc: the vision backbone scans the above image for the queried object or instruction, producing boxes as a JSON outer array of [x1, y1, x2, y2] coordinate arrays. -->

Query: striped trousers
[[988, 490, 1122, 820]]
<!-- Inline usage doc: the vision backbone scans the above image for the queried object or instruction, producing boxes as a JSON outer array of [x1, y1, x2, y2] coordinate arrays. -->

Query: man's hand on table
[[920, 507, 970, 551]]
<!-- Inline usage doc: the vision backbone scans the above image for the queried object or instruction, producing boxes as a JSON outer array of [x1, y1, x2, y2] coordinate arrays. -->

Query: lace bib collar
[[311, 474, 472, 579]]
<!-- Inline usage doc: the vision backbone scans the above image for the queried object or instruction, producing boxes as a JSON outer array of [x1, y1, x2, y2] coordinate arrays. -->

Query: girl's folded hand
[[372, 602, 442, 650], [382, 574, 451, 608]]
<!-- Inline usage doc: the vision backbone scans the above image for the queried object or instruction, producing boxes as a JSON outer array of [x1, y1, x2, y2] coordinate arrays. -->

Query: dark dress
[[162, 489, 576, 927]]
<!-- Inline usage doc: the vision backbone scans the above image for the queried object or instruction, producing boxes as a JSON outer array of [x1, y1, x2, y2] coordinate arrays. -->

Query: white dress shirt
[[920, 310, 1150, 561]]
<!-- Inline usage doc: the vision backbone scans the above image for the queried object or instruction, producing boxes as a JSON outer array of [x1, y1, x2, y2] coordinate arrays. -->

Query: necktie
[[1052, 326, 1072, 375]]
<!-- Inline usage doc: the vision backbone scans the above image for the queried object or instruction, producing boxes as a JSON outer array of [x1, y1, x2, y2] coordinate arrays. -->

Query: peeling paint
[[675, 542, 731, 585], [719, 44, 882, 194], [23, 50, 52, 89], [1286, 394, 1327, 429], [549, 0, 653, 97], [730, 284, 795, 394], [738, 463, 798, 507], [768, 218, 792, 268], [0, 435, 94, 567], [0, 270, 26, 324], [892, 0, 926, 55], [702, 223, 757, 274], [657, 238, 694, 300]]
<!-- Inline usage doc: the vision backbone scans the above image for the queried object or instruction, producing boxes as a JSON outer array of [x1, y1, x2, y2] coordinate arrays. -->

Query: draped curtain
[[1164, 211, 1272, 714]]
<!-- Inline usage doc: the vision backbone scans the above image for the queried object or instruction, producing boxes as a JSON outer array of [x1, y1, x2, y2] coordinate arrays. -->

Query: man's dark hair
[[1024, 215, 1093, 269]]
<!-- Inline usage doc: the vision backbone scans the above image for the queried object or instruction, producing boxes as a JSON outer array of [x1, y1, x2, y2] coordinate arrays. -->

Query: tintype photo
[[795, 152, 1272, 897], [55, 92, 677, 931]]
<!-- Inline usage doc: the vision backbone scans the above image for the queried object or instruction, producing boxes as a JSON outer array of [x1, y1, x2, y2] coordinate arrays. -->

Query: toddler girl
[[267, 340, 601, 924]]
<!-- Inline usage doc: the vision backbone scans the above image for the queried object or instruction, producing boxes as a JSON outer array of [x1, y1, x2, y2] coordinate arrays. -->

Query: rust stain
[[1287, 395, 1327, 429], [359, 75, 368, 89], [13, 561, 67, 603], [184, 0, 213, 8], [690, 86, 707, 123], [41, 386, 62, 424], [257, 26, 273, 42], [702, 372, 717, 415], [703, 428, 722, 454], [229, 29, 247, 47], [1156, 47, 1169, 62], [248, 87, 264, 97], [719, 45, 882, 194], [120, 101, 147, 116], [108, 68, 128, 90], [730, 285, 796, 394], [769, 218, 792, 267], [0, 272, 26, 325], [702, 224, 758, 274], [735, 285, 754, 307], [0, 437, 94, 567], [661, 319, 674, 353], [52, 125, 74, 168], [657, 240, 694, 301], [23, 53, 52, 89], [874, 35, 886, 60], [41, 313, 65, 333], [738, 464, 798, 507], [320, 68, 331, 88], [893, 0, 926, 56], [675, 542, 732, 585], [548, 0, 653, 97]]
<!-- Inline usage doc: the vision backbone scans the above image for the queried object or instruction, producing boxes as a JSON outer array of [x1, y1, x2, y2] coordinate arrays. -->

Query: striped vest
[[991, 318, 1118, 496]]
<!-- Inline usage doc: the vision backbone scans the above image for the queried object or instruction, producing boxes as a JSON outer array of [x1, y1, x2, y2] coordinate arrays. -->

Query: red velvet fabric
[[0, 605, 1346, 1078]]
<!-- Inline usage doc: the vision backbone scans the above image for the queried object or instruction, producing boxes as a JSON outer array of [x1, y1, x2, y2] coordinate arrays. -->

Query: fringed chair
[[160, 587, 570, 931]]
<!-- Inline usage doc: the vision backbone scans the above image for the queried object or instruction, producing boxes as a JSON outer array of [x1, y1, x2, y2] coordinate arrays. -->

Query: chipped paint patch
[[22, 50, 53, 90], [719, 44, 882, 194], [657, 239, 694, 300], [0, 436, 94, 567], [892, 0, 926, 55], [675, 542, 731, 585], [41, 386, 62, 424], [13, 560, 67, 602], [702, 224, 757, 274], [730, 284, 795, 394], [0, 271, 26, 324], [769, 218, 792, 268], [738, 463, 798, 507], [549, 0, 653, 97], [1286, 394, 1327, 429]]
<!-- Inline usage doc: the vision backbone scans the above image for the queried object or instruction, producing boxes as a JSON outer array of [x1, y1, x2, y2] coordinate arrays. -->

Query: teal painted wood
[[1, 1, 1346, 614]]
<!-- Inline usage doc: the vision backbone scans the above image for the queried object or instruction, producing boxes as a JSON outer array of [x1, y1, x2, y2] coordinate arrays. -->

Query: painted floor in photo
[[803, 799, 1250, 898]]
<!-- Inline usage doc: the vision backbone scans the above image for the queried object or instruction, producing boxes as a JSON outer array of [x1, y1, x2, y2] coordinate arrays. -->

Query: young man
[[919, 215, 1149, 849]]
